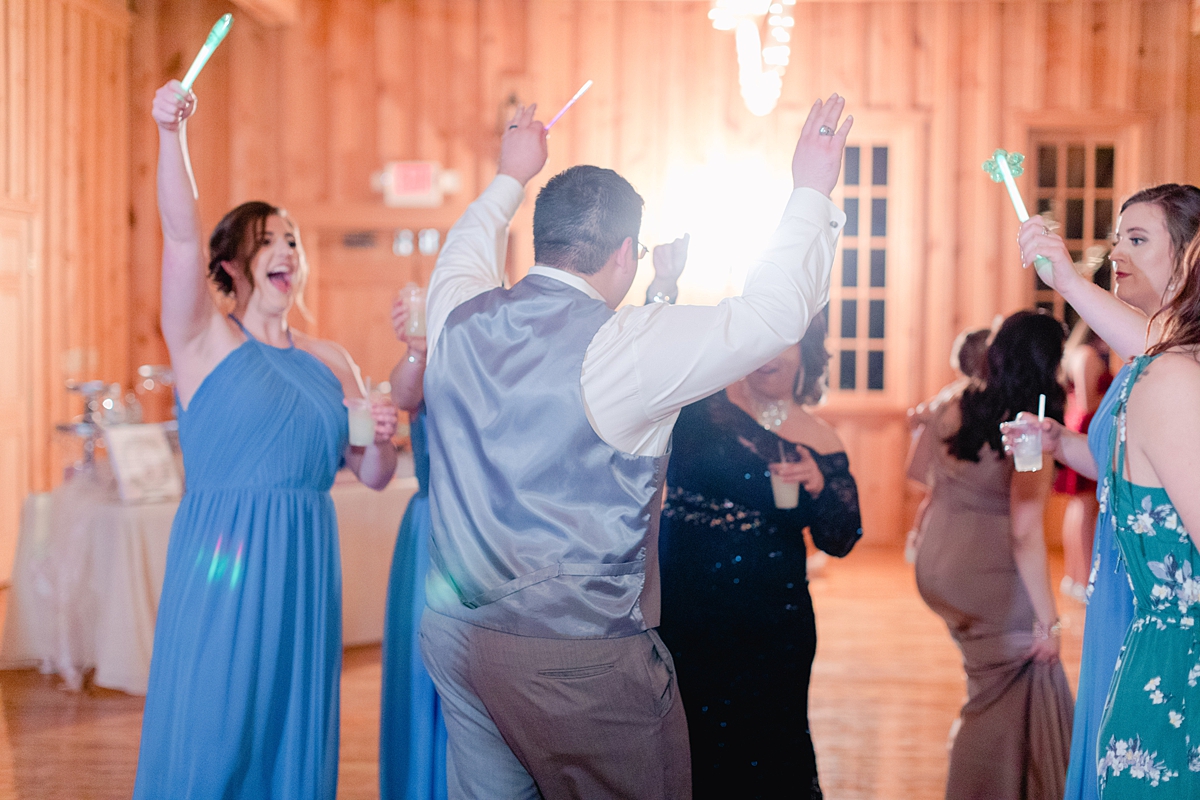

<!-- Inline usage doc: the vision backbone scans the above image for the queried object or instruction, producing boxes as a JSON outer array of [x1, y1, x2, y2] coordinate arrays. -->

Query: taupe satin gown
[[911, 401, 1074, 800]]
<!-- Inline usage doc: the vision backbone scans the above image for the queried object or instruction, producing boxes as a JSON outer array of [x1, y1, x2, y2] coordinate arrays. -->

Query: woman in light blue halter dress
[[134, 81, 398, 799], [380, 297, 448, 800]]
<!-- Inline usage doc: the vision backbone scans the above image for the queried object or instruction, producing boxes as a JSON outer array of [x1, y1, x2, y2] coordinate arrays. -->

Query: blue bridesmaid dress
[[1063, 362, 1136, 800], [133, 319, 348, 799], [380, 407, 448, 800]]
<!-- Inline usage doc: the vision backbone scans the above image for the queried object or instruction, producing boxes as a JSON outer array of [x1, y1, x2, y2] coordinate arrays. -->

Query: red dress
[[1053, 370, 1113, 495]]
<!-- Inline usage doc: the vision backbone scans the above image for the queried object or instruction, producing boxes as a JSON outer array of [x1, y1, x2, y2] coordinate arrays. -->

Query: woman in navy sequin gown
[[657, 312, 862, 800]]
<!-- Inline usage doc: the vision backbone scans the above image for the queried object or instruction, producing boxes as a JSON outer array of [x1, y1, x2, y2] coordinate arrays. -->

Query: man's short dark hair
[[533, 166, 644, 275]]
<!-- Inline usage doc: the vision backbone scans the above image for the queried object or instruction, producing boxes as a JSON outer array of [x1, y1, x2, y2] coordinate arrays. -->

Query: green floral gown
[[1097, 354, 1200, 794]]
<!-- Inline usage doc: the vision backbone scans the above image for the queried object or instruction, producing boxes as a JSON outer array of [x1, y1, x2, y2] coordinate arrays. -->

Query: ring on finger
[[818, 125, 834, 136], [507, 124, 518, 130]]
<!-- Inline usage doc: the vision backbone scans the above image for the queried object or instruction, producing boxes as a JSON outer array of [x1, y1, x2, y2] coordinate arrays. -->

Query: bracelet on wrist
[[1033, 618, 1061, 640]]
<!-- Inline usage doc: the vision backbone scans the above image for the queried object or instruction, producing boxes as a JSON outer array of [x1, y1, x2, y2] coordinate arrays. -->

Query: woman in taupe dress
[[909, 311, 1073, 800]]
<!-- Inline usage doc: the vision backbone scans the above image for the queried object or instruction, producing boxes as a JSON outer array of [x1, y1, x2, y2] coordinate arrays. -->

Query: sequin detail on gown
[[657, 391, 861, 799]]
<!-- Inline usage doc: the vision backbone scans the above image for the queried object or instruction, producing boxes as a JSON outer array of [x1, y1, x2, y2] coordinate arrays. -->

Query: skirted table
[[0, 458, 416, 695]]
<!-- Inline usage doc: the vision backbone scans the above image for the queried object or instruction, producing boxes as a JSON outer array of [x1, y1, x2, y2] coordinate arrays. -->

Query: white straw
[[1037, 393, 1046, 421]]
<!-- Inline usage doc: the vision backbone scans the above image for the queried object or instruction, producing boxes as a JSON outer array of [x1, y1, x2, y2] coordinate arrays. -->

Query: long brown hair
[[1148, 231, 1200, 355]]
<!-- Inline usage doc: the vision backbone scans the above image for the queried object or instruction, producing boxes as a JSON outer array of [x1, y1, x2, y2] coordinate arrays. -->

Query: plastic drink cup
[[404, 284, 426, 337], [347, 398, 374, 447], [1008, 418, 1044, 472], [770, 471, 800, 509]]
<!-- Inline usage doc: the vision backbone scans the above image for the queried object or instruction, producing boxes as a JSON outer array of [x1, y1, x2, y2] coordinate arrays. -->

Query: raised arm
[[595, 96, 852, 433], [388, 296, 426, 413], [425, 104, 548, 355], [1018, 218, 1155, 360], [151, 81, 214, 354]]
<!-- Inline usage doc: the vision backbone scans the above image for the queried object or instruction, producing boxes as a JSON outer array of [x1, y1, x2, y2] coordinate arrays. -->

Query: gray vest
[[424, 273, 669, 638]]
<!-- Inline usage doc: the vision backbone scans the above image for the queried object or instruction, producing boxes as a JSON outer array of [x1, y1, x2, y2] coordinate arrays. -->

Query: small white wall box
[[374, 161, 462, 208]]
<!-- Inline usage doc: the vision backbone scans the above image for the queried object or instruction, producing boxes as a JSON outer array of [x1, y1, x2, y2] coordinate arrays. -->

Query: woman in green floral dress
[[1092, 352, 1200, 793], [1019, 212, 1200, 795]]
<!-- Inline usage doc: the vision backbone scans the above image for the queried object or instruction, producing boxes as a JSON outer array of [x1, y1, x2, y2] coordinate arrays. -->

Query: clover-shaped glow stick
[[983, 148, 1053, 282], [545, 80, 593, 131], [181, 14, 233, 92]]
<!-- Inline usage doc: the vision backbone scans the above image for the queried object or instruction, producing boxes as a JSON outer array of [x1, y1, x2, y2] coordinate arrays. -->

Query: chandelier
[[708, 0, 796, 117]]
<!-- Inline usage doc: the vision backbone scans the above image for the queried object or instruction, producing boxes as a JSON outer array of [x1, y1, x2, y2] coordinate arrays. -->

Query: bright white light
[[762, 45, 790, 66], [643, 153, 793, 305], [771, 27, 791, 43]]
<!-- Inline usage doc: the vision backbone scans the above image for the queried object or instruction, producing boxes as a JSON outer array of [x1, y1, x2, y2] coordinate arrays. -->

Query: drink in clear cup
[[770, 471, 800, 509], [347, 398, 374, 447], [1007, 418, 1044, 472], [404, 284, 426, 337]]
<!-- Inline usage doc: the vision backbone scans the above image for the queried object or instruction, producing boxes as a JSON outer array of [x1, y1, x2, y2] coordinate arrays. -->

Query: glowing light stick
[[181, 14, 233, 92], [544, 80, 593, 131], [982, 148, 1053, 282]]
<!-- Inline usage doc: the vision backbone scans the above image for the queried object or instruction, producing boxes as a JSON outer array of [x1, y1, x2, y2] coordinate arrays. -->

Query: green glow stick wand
[[181, 14, 233, 92], [982, 148, 1053, 283]]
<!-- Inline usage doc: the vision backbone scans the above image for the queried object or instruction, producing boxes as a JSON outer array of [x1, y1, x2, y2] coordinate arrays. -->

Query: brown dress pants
[[419, 608, 692, 799]]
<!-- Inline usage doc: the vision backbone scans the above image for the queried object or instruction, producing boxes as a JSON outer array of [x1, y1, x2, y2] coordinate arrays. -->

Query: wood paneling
[[108, 0, 1200, 547], [0, 0, 129, 574]]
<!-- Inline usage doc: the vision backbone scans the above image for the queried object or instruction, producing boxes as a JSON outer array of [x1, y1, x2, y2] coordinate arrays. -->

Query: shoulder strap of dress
[[1106, 353, 1161, 489], [228, 313, 254, 340]]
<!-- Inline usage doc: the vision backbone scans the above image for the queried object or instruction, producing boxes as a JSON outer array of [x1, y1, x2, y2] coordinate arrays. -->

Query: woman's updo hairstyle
[[207, 201, 310, 318]]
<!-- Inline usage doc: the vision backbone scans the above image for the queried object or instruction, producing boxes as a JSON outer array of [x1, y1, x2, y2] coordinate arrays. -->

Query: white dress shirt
[[427, 174, 846, 457]]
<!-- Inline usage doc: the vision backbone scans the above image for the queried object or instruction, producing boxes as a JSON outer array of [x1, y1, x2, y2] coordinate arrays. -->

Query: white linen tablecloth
[[0, 459, 416, 695]]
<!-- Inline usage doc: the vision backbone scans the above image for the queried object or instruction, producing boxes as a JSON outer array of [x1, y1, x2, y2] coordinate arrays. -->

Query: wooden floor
[[0, 548, 1084, 799]]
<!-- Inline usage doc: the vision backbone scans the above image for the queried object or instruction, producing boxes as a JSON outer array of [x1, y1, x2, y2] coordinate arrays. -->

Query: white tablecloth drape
[[0, 460, 416, 695]]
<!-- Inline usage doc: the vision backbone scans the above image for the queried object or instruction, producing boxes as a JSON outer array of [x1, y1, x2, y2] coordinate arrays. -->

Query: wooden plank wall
[[0, 0, 129, 580], [4, 0, 131, 488], [119, 0, 1200, 545]]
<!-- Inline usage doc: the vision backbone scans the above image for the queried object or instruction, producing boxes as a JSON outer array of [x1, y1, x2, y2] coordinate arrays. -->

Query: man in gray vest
[[420, 97, 852, 799]]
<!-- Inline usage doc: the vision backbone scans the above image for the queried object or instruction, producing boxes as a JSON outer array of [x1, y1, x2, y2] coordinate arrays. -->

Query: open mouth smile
[[267, 267, 293, 293]]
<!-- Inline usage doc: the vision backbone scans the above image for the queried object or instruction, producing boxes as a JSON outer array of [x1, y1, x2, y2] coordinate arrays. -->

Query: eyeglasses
[[637, 241, 649, 260]]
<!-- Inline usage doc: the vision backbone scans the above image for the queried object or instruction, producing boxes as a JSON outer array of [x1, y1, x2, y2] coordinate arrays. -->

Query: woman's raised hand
[[152, 80, 196, 133], [1017, 216, 1078, 293], [390, 295, 427, 358]]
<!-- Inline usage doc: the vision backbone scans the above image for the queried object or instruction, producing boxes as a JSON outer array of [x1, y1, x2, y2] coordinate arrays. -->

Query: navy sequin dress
[[658, 390, 862, 799]]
